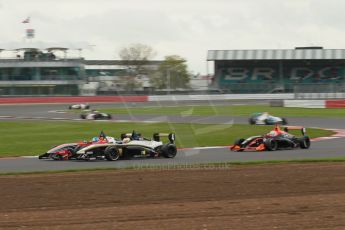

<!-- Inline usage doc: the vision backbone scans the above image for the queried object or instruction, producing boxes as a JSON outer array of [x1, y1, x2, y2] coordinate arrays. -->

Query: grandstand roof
[[0, 41, 90, 51], [83, 60, 163, 66], [207, 49, 345, 61]]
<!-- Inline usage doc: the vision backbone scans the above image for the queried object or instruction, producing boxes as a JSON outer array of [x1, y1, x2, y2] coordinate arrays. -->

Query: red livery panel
[[325, 100, 345, 108]]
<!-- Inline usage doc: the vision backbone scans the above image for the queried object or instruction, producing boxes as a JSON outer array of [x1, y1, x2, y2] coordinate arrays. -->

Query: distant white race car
[[80, 111, 112, 120], [249, 112, 287, 125], [69, 103, 90, 110]]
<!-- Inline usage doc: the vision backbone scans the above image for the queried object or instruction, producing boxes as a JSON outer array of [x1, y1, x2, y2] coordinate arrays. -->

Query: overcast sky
[[1, 0, 345, 74]]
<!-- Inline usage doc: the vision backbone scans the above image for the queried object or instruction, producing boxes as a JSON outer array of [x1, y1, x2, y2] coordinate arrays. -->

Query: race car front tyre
[[51, 154, 64, 160], [104, 146, 120, 161], [300, 136, 311, 149], [38, 153, 49, 159], [161, 144, 177, 158], [80, 114, 86, 119], [234, 138, 245, 147], [264, 139, 278, 151]]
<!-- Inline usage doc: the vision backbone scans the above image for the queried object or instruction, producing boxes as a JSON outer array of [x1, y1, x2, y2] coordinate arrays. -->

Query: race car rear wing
[[282, 126, 306, 136], [153, 133, 175, 144], [120, 132, 175, 143]]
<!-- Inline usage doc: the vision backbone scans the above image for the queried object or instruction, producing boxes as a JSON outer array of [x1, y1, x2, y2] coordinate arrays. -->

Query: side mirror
[[302, 128, 306, 136], [153, 133, 160, 142], [168, 133, 175, 144]]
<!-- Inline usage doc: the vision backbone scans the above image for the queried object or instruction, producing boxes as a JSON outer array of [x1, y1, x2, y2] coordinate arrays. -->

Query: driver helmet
[[267, 131, 278, 137], [92, 137, 99, 142], [106, 136, 115, 143], [123, 137, 131, 143], [262, 112, 269, 117]]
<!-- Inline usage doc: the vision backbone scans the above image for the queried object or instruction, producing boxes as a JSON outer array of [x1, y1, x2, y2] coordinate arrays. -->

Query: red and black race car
[[230, 125, 311, 152], [38, 131, 114, 160]]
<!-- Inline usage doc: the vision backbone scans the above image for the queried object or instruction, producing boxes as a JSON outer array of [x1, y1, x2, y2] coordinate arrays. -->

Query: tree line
[[118, 43, 191, 91]]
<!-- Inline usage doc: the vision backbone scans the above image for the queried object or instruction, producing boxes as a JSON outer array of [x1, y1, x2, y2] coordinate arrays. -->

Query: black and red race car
[[38, 131, 114, 160], [230, 125, 310, 152]]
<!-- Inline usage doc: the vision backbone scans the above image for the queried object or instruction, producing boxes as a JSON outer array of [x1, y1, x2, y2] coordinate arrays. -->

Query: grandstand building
[[0, 48, 84, 95], [207, 47, 345, 94], [0, 48, 161, 96]]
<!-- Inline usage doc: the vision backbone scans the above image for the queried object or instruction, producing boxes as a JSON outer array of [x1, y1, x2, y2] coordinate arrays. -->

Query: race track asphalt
[[0, 101, 344, 173]]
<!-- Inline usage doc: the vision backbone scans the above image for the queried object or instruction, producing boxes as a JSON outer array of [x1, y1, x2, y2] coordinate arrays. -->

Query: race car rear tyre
[[161, 144, 177, 158], [249, 118, 256, 125], [80, 114, 86, 119], [104, 146, 120, 161], [282, 118, 288, 125], [264, 139, 278, 151], [300, 136, 311, 149]]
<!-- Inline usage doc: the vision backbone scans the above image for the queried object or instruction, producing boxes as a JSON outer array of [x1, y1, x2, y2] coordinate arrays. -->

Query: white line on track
[[48, 110, 66, 113]]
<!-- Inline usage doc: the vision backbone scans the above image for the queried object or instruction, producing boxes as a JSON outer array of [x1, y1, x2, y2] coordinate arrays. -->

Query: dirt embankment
[[0, 163, 344, 230]]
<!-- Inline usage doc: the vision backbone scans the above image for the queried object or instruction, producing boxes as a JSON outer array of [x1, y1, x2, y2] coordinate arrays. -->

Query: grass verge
[[0, 120, 333, 157]]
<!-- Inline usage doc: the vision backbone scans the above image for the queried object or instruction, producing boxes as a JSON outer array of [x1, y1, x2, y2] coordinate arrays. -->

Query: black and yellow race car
[[74, 131, 177, 161]]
